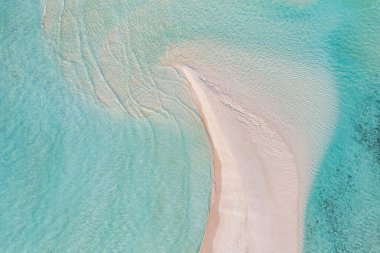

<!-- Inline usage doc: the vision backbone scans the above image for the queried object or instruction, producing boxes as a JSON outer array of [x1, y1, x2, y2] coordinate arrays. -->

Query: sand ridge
[[163, 40, 338, 252]]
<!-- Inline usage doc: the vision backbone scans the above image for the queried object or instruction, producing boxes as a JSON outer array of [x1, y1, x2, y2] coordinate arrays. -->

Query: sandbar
[[174, 65, 299, 252]]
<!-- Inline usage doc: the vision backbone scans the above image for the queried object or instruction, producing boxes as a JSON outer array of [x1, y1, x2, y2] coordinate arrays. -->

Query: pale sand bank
[[175, 65, 299, 252], [164, 41, 338, 252]]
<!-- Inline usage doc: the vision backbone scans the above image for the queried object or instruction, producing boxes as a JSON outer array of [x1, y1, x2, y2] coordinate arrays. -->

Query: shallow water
[[303, 2, 380, 252], [1, 0, 379, 252], [1, 1, 211, 252]]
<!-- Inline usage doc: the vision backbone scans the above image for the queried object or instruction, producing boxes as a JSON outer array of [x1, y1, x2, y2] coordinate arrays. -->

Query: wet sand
[[164, 40, 338, 252]]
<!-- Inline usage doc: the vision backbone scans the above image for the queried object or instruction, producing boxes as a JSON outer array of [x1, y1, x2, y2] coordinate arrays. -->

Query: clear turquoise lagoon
[[1, 0, 379, 252]]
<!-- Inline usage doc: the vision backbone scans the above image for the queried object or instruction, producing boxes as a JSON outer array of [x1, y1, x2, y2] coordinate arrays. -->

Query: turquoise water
[[303, 1, 380, 252], [1, 0, 379, 252], [0, 1, 211, 252]]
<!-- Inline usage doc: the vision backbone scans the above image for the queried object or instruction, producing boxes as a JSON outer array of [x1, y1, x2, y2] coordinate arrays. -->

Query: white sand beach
[[176, 65, 299, 252], [164, 41, 338, 253]]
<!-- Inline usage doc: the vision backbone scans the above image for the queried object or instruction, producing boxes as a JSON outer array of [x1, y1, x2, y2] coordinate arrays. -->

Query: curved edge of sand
[[182, 74, 223, 253], [173, 64, 303, 253]]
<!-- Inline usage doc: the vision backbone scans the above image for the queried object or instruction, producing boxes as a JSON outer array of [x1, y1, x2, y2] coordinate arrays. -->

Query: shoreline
[[199, 145, 222, 253], [184, 72, 222, 253]]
